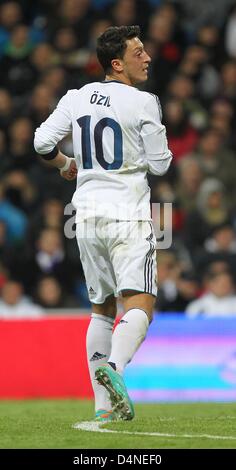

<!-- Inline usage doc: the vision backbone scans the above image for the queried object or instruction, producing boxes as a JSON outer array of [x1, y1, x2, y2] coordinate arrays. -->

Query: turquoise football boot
[[95, 364, 134, 421], [95, 409, 115, 423]]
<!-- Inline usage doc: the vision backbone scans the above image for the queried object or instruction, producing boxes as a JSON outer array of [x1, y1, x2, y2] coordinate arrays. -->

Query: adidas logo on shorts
[[90, 352, 107, 362], [89, 286, 96, 294]]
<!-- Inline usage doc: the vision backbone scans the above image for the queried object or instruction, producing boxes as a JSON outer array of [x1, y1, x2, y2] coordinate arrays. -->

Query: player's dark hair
[[96, 25, 140, 73]]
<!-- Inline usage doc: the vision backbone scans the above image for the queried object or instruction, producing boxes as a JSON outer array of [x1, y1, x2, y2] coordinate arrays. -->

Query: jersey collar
[[102, 80, 124, 84]]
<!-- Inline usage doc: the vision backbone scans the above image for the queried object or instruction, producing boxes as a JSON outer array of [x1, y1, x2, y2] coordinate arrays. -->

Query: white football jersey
[[34, 80, 172, 221]]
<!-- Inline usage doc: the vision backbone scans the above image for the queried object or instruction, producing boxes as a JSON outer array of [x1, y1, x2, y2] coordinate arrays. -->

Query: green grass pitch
[[0, 400, 236, 449]]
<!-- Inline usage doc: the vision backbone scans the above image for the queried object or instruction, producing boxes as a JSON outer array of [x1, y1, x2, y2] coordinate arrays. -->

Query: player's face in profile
[[122, 37, 151, 85]]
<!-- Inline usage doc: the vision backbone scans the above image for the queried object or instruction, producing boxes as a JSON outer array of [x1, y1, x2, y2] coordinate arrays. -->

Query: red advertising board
[[0, 316, 93, 399]]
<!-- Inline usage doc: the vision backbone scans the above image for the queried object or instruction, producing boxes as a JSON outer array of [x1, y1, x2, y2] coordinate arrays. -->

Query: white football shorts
[[76, 219, 157, 304]]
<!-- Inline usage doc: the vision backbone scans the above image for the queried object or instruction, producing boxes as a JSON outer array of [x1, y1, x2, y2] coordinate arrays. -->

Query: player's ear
[[111, 58, 123, 73]]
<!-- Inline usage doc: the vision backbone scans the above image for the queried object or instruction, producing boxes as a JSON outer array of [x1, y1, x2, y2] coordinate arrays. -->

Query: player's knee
[[92, 294, 117, 319], [121, 290, 155, 321]]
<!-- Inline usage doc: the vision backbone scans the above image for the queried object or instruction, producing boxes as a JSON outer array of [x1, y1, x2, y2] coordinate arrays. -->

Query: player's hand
[[60, 159, 78, 181]]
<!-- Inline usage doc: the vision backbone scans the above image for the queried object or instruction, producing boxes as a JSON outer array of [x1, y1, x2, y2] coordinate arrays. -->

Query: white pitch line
[[73, 421, 236, 441]]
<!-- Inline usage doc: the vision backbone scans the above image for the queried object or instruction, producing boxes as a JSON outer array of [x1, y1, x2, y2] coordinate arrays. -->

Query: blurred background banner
[[1, 314, 236, 401], [126, 315, 236, 402]]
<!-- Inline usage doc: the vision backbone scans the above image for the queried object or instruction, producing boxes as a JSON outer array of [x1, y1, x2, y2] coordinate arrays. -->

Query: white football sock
[[108, 308, 149, 374], [86, 313, 114, 412]]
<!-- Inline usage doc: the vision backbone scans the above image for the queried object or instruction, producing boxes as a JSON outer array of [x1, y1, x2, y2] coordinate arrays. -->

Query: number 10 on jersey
[[77, 115, 123, 170]]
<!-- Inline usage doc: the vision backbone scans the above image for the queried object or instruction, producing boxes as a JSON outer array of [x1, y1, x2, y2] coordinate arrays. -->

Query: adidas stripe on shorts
[[76, 219, 157, 304]]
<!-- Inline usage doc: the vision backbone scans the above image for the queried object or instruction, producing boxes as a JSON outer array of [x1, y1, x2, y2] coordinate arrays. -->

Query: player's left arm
[[140, 94, 172, 176], [34, 91, 77, 181]]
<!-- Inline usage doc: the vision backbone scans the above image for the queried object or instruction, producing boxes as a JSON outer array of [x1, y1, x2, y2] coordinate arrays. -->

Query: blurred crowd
[[1, 0, 236, 316]]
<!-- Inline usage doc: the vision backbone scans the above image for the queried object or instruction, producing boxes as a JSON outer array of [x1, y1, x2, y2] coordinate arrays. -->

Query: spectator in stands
[[208, 99, 234, 146], [195, 222, 236, 282], [197, 24, 221, 68], [52, 26, 78, 64], [0, 218, 20, 274], [0, 24, 35, 96], [156, 268, 199, 313], [145, 5, 184, 96], [6, 117, 35, 172], [205, 259, 232, 276], [0, 1, 23, 56], [28, 83, 55, 127], [219, 60, 236, 104], [163, 98, 199, 162], [49, 0, 94, 48], [40, 66, 68, 100], [27, 198, 64, 246], [186, 270, 236, 317], [30, 42, 58, 79], [184, 178, 232, 258], [210, 99, 234, 127], [155, 251, 180, 311], [2, 169, 38, 214], [175, 157, 203, 213], [0, 181, 27, 244], [19, 227, 75, 296], [0, 88, 14, 131], [204, 222, 236, 254], [110, 0, 137, 27], [0, 279, 43, 318], [167, 73, 207, 128], [179, 44, 220, 102], [189, 128, 236, 202], [35, 275, 78, 309]]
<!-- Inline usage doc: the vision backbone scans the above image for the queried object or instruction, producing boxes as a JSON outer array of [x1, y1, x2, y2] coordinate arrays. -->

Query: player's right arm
[[140, 94, 172, 175], [34, 91, 77, 180]]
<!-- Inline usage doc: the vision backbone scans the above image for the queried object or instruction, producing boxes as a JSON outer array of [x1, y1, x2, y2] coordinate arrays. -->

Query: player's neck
[[105, 73, 132, 86]]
